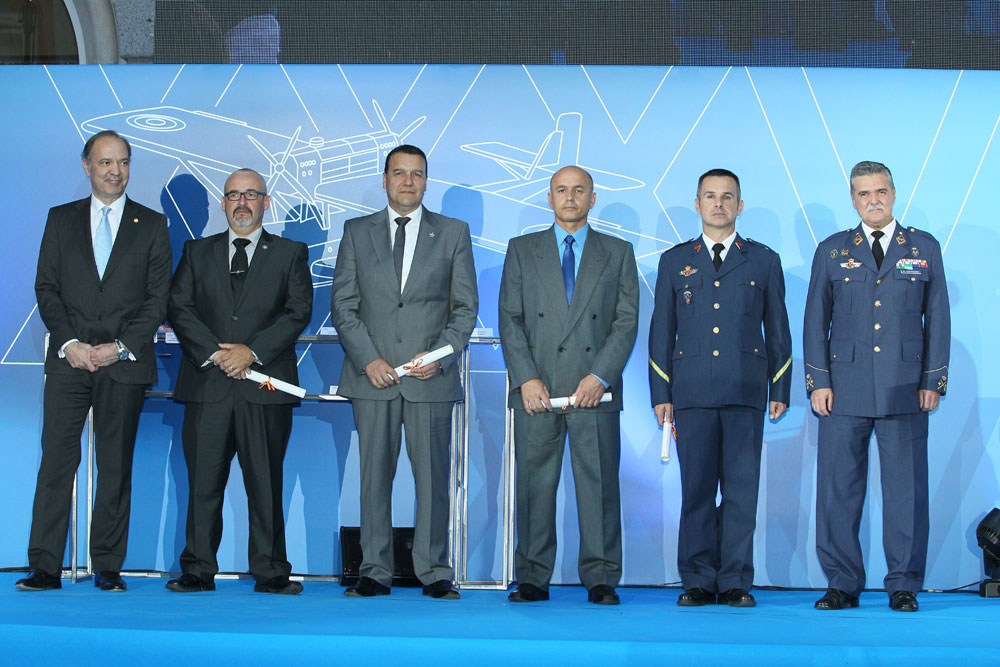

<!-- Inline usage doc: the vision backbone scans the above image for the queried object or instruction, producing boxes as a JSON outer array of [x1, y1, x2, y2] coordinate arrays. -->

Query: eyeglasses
[[224, 189, 266, 201]]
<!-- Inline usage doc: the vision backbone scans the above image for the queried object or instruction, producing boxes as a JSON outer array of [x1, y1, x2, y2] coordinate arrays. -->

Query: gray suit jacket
[[331, 207, 478, 402], [498, 225, 639, 412]]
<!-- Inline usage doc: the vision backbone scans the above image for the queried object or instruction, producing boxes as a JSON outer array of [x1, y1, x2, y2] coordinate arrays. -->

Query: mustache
[[866, 204, 885, 211], [234, 206, 252, 215]]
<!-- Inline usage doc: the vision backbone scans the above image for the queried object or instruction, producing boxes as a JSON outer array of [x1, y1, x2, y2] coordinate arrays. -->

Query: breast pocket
[[830, 269, 866, 313], [742, 278, 765, 315], [674, 274, 701, 320], [894, 270, 928, 312]]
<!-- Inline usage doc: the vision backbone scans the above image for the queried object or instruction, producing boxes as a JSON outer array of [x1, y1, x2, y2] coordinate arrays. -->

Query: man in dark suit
[[498, 165, 639, 605], [331, 145, 477, 600], [166, 168, 312, 595], [18, 130, 172, 592], [804, 161, 950, 612], [649, 169, 792, 608]]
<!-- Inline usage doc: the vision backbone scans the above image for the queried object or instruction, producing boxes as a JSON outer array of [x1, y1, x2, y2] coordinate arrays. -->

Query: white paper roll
[[394, 344, 455, 378], [548, 392, 613, 409], [245, 369, 307, 398], [661, 424, 671, 463]]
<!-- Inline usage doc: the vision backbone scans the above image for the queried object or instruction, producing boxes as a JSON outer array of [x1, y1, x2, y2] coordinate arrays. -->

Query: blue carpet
[[0, 573, 997, 665]]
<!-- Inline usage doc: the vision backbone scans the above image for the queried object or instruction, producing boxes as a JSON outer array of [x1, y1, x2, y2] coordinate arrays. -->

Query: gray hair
[[849, 161, 894, 191]]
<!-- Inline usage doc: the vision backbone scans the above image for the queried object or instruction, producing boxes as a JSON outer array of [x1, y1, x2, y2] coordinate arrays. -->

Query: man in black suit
[[17, 130, 172, 592], [166, 168, 312, 594]]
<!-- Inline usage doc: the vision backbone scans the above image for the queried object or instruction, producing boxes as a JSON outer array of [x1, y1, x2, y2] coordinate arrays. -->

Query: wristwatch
[[114, 339, 129, 362]]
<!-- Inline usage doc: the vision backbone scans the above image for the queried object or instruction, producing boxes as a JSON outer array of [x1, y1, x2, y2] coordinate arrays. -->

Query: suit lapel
[[69, 199, 100, 280], [214, 232, 234, 307], [238, 229, 273, 308], [402, 207, 439, 298], [880, 224, 908, 277], [101, 197, 141, 281], [368, 209, 399, 293], [530, 226, 570, 319], [715, 234, 748, 279], [850, 224, 879, 274], [563, 229, 609, 334], [688, 238, 715, 277]]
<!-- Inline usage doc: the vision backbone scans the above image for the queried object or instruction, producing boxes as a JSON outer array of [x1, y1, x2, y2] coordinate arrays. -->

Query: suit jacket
[[649, 235, 792, 411], [498, 225, 639, 412], [331, 207, 478, 402], [35, 196, 172, 384], [168, 229, 313, 405], [803, 223, 950, 417]]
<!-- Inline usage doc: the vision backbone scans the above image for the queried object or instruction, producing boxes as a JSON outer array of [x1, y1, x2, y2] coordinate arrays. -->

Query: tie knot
[[564, 236, 575, 247], [871, 230, 884, 241], [395, 216, 410, 227], [233, 238, 251, 249], [101, 206, 111, 217], [712, 243, 725, 254]]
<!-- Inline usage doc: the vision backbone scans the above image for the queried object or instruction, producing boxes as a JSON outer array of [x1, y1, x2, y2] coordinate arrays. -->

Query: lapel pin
[[911, 247, 919, 257], [830, 249, 838, 259], [853, 233, 863, 246], [734, 239, 743, 250], [429, 232, 436, 238], [262, 244, 268, 250], [896, 232, 906, 245]]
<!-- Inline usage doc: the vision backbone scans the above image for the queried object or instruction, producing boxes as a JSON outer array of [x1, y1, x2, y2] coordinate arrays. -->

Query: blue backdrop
[[1, 64, 997, 588]]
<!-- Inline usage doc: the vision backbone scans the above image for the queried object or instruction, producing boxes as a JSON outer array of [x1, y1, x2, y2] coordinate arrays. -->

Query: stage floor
[[0, 573, 997, 665]]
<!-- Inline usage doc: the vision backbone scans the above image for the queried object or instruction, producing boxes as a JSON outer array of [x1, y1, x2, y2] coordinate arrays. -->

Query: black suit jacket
[[168, 229, 313, 405], [35, 196, 172, 384]]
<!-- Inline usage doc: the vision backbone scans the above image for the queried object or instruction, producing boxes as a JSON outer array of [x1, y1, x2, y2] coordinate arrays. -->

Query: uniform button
[[714, 280, 720, 287], [750, 280, 756, 286], [876, 279, 882, 284], [713, 326, 720, 334], [678, 350, 683, 356], [874, 346, 881, 353], [911, 277, 916, 282], [713, 303, 720, 310], [874, 323, 881, 330], [713, 350, 719, 357], [754, 348, 759, 353], [844, 277, 850, 282], [832, 353, 837, 359], [875, 300, 882, 307]]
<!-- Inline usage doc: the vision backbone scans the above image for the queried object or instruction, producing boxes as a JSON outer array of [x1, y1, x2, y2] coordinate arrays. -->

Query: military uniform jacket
[[802, 223, 950, 417], [649, 235, 792, 411]]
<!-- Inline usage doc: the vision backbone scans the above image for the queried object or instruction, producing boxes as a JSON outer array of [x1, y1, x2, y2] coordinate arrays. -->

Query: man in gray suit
[[331, 144, 478, 600], [498, 165, 639, 605]]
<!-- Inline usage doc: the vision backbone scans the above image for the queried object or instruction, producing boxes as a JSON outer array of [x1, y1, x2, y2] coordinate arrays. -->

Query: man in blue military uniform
[[804, 161, 950, 613], [650, 168, 791, 608]]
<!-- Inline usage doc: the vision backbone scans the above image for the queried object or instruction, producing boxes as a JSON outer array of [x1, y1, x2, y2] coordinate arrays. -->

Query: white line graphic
[[582, 65, 672, 144], [281, 64, 320, 133], [214, 64, 242, 107], [99, 65, 123, 108], [43, 66, 85, 142], [160, 65, 185, 104], [943, 108, 1000, 254], [339, 64, 372, 128], [392, 64, 426, 122], [523, 65, 555, 121], [1, 304, 43, 366], [802, 67, 848, 187], [428, 65, 486, 157]]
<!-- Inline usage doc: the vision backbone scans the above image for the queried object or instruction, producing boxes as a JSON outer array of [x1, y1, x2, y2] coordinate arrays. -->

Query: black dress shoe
[[814, 588, 859, 610], [422, 579, 461, 600], [94, 571, 127, 592], [165, 573, 215, 592], [587, 584, 620, 605], [344, 576, 390, 597], [508, 583, 549, 602], [677, 587, 716, 606], [889, 590, 919, 612], [15, 570, 61, 591], [254, 575, 303, 595], [718, 588, 756, 607]]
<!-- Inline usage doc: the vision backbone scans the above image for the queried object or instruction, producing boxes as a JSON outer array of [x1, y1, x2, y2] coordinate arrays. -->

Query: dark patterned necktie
[[712, 243, 724, 271], [562, 236, 576, 304], [871, 230, 885, 269], [394, 216, 410, 288], [231, 238, 250, 297]]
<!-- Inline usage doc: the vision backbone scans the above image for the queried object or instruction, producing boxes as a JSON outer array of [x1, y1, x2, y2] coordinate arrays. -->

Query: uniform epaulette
[[745, 238, 775, 253]]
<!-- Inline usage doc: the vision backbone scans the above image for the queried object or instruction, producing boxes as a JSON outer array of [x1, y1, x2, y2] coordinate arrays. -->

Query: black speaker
[[339, 526, 421, 587]]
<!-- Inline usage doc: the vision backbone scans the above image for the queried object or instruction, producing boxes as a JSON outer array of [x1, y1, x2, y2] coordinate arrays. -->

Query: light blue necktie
[[562, 235, 575, 304], [94, 206, 112, 278]]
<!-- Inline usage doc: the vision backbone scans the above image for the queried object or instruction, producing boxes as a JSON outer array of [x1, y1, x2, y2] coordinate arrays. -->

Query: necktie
[[712, 243, 725, 271], [871, 230, 885, 269], [562, 235, 576, 304], [94, 206, 112, 278], [394, 216, 410, 289], [231, 238, 250, 298]]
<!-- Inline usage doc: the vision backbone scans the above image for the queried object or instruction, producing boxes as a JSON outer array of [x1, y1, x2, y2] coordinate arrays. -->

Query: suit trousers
[[674, 406, 764, 593], [352, 396, 454, 586], [29, 370, 146, 574], [512, 409, 622, 590], [816, 411, 929, 597], [179, 392, 293, 582]]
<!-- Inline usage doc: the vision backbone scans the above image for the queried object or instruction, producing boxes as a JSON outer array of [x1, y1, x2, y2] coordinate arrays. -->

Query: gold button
[[877, 279, 882, 284], [874, 323, 881, 330], [911, 277, 916, 282], [875, 300, 882, 307], [754, 348, 759, 353], [678, 351, 683, 356], [750, 280, 756, 286], [874, 346, 881, 353], [714, 280, 720, 287], [714, 303, 720, 309], [713, 326, 720, 334], [832, 354, 837, 359], [845, 277, 850, 282], [713, 350, 720, 357]]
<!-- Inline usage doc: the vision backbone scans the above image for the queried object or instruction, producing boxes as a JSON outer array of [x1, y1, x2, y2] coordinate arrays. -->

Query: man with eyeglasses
[[166, 168, 312, 594], [17, 130, 171, 593]]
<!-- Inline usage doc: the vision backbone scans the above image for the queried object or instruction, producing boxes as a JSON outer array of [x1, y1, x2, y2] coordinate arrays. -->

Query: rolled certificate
[[661, 424, 671, 462], [244, 369, 307, 398], [548, 392, 613, 409], [395, 344, 455, 378]]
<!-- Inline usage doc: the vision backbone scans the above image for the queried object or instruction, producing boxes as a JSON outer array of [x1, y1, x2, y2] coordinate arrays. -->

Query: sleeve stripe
[[772, 356, 792, 384], [649, 357, 670, 383], [924, 365, 947, 374]]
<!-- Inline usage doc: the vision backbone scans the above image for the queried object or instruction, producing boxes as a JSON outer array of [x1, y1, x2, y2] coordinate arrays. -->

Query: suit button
[[98, 286, 105, 292], [875, 300, 882, 307], [592, 314, 597, 320], [558, 347, 565, 352], [585, 347, 591, 352], [97, 315, 102, 320], [539, 313, 544, 317], [714, 280, 720, 287], [397, 338, 402, 343], [398, 302, 404, 308], [713, 326, 719, 334], [874, 323, 881, 330], [232, 315, 238, 321], [874, 346, 881, 352], [844, 277, 850, 282], [713, 350, 720, 357], [713, 303, 720, 309]]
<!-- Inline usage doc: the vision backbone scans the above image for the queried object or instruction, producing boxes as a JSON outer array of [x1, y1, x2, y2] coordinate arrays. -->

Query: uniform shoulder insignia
[[745, 238, 775, 253]]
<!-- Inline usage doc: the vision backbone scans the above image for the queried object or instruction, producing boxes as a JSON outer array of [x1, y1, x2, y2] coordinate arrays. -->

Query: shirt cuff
[[58, 339, 80, 358], [590, 373, 608, 389]]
